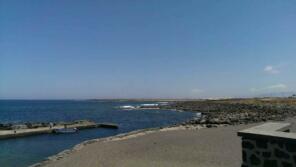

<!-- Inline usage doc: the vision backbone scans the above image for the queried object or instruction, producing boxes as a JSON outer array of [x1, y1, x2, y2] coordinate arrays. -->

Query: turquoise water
[[0, 100, 194, 167]]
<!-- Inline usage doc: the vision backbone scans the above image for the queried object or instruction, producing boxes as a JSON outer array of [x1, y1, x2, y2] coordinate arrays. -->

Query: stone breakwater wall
[[0, 120, 118, 139], [238, 122, 296, 167]]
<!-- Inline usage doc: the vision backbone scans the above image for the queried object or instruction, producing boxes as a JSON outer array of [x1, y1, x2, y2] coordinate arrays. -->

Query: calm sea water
[[0, 100, 194, 167]]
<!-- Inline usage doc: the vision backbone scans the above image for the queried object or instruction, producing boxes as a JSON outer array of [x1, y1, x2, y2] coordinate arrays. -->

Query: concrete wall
[[238, 122, 296, 167]]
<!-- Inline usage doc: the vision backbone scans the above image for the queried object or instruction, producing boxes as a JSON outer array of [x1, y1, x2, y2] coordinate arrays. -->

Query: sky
[[1, 0, 296, 99]]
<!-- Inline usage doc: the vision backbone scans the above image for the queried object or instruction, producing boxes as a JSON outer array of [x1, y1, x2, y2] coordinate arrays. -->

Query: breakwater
[[0, 120, 118, 139]]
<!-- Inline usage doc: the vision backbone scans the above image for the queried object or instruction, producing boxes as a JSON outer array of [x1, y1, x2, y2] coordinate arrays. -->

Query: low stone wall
[[238, 123, 296, 167]]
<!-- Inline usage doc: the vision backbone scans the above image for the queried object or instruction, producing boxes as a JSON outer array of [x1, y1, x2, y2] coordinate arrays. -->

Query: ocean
[[0, 100, 194, 167]]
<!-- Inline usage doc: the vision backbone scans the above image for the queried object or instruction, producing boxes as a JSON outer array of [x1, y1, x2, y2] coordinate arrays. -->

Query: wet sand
[[37, 118, 296, 167]]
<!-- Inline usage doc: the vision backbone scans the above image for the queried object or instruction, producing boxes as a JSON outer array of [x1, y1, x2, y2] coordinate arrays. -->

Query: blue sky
[[1, 0, 296, 99]]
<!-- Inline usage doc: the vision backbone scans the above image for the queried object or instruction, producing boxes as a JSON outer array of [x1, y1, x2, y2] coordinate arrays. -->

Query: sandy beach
[[34, 123, 259, 167]]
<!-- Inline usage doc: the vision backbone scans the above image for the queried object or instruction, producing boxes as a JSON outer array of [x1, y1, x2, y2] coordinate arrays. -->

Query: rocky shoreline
[[163, 98, 296, 127]]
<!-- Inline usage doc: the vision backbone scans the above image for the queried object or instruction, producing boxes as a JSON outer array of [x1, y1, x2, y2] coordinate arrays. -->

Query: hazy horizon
[[1, 1, 296, 99]]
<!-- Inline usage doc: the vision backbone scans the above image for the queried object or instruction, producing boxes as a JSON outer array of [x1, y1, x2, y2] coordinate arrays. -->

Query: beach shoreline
[[30, 124, 204, 167], [32, 122, 261, 167], [31, 98, 296, 167]]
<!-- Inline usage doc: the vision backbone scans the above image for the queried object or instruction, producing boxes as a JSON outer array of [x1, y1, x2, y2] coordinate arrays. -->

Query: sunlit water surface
[[0, 100, 194, 167]]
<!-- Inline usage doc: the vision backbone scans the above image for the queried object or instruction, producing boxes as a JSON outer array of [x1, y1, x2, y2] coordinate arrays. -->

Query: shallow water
[[0, 100, 194, 167]]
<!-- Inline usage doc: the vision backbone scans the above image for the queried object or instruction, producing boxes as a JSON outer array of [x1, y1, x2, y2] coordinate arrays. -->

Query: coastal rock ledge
[[162, 98, 296, 127]]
